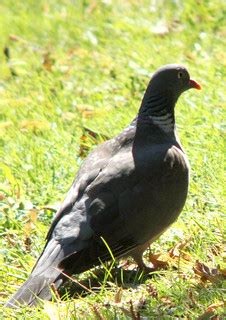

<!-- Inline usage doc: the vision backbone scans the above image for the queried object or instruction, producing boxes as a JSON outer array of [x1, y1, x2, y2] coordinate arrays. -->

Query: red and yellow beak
[[189, 79, 201, 90]]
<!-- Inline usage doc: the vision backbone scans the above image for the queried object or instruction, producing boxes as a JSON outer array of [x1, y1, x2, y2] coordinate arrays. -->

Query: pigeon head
[[150, 64, 201, 95], [140, 64, 201, 115]]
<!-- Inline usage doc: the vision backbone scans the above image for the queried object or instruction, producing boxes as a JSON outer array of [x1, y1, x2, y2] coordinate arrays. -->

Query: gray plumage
[[6, 64, 201, 307]]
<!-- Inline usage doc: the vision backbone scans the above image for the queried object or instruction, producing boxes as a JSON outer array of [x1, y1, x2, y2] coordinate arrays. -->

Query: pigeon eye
[[178, 71, 183, 79]]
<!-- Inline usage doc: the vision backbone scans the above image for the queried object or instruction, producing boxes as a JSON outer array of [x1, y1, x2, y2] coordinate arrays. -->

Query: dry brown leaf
[[76, 104, 96, 118], [68, 47, 90, 58], [79, 134, 90, 158], [160, 296, 175, 308], [24, 209, 37, 251], [197, 301, 224, 320], [9, 34, 20, 41], [193, 260, 225, 283], [148, 252, 169, 270], [210, 244, 223, 257], [24, 209, 37, 233], [0, 192, 5, 201], [114, 287, 123, 303], [43, 51, 54, 71], [20, 119, 50, 132], [168, 238, 191, 258], [207, 301, 225, 312], [79, 126, 109, 158], [146, 284, 158, 298], [62, 112, 76, 122], [24, 237, 32, 252], [186, 52, 196, 61], [9, 34, 26, 43], [146, 239, 192, 270]]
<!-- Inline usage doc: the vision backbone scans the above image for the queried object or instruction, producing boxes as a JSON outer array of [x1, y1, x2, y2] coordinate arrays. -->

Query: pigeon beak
[[189, 79, 201, 90]]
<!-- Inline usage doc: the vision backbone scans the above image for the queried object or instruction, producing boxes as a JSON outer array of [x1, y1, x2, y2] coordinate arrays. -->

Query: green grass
[[0, 0, 225, 318]]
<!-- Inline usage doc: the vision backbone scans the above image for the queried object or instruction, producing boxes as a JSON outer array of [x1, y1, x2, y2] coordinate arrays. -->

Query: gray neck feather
[[139, 91, 176, 133]]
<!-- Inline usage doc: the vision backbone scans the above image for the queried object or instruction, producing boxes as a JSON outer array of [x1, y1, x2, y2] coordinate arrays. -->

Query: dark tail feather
[[5, 238, 67, 308], [5, 271, 64, 308]]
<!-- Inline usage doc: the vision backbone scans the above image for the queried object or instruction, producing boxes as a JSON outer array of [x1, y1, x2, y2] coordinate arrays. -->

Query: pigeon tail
[[5, 269, 64, 308], [5, 238, 67, 307]]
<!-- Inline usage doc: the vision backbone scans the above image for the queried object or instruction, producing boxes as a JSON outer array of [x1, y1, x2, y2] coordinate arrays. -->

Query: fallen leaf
[[9, 34, 20, 41], [160, 296, 175, 308], [76, 104, 96, 118], [9, 34, 26, 43], [24, 209, 37, 234], [79, 134, 91, 158], [197, 301, 225, 320], [68, 47, 90, 58], [0, 192, 5, 201], [146, 284, 158, 298], [114, 287, 123, 303], [169, 238, 191, 258], [24, 209, 37, 251], [148, 252, 169, 270], [20, 119, 50, 132], [193, 260, 225, 283], [206, 301, 225, 312], [146, 239, 192, 270], [83, 126, 109, 140], [43, 51, 55, 71], [61, 112, 77, 122], [209, 244, 223, 256], [79, 126, 109, 158], [24, 237, 32, 252]]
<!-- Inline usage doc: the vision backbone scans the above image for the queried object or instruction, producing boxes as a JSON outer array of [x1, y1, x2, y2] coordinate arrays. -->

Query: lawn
[[0, 0, 225, 319]]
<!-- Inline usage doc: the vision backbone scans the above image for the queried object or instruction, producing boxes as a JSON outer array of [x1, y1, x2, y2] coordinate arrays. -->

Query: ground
[[0, 0, 225, 319]]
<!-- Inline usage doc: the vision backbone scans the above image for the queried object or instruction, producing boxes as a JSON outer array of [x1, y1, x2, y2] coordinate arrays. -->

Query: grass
[[0, 0, 225, 318]]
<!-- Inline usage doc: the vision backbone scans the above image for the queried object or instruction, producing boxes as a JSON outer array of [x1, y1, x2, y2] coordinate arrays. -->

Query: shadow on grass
[[58, 263, 157, 301]]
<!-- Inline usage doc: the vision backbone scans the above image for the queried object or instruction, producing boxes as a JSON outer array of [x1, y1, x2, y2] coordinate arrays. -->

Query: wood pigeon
[[6, 64, 201, 307]]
